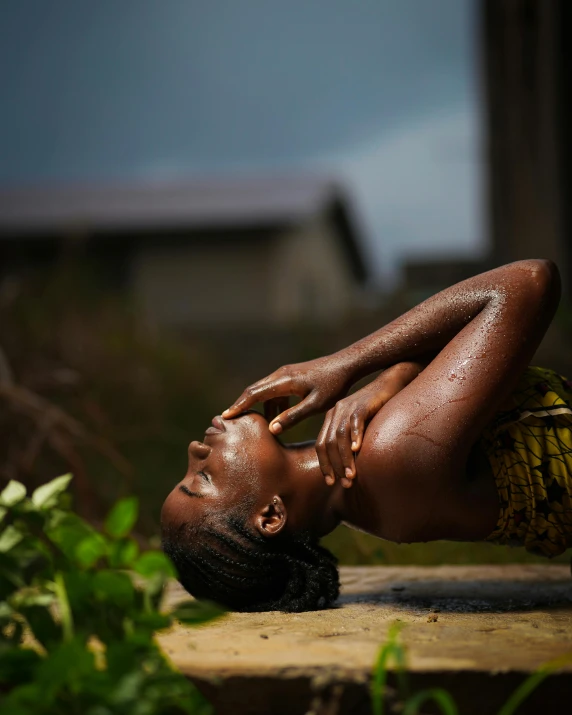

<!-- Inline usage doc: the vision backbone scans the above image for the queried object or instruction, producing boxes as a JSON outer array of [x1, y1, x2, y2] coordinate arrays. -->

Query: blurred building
[[481, 0, 572, 298], [0, 176, 368, 328], [399, 256, 492, 305]]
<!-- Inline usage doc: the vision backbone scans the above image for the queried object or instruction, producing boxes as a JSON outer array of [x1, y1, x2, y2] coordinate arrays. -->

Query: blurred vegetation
[[371, 621, 572, 715], [0, 474, 224, 714], [0, 263, 219, 535], [0, 264, 570, 566]]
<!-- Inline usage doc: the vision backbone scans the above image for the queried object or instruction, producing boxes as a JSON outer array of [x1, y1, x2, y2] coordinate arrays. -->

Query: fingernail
[[222, 409, 230, 417], [325, 475, 335, 486], [270, 421, 282, 434], [345, 468, 353, 478], [341, 477, 352, 488], [351, 441, 358, 451]]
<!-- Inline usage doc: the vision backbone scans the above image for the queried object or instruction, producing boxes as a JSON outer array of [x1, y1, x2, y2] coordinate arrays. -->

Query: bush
[[0, 474, 223, 715]]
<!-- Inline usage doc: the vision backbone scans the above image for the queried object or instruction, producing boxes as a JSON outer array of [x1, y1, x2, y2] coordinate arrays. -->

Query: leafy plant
[[371, 622, 572, 715], [0, 474, 224, 715]]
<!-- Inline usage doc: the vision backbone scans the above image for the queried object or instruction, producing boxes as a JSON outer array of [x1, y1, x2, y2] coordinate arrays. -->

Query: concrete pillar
[[480, 0, 572, 298]]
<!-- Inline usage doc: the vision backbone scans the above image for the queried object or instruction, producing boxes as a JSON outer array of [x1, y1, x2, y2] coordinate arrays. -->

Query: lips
[[205, 415, 226, 435]]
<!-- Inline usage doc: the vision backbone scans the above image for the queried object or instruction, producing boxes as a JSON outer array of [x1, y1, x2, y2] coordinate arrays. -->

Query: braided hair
[[161, 509, 339, 613]]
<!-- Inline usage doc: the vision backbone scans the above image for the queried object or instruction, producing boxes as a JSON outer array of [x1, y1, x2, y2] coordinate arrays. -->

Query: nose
[[188, 440, 212, 459]]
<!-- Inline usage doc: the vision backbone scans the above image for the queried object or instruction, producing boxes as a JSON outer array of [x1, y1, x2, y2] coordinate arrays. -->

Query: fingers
[[223, 387, 263, 419], [269, 394, 319, 434], [264, 397, 289, 423], [350, 410, 366, 453], [325, 412, 354, 488], [316, 411, 335, 486], [223, 375, 291, 419], [316, 406, 356, 488]]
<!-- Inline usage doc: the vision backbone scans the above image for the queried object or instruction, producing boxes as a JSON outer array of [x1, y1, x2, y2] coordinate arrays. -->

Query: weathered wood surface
[[159, 565, 572, 714]]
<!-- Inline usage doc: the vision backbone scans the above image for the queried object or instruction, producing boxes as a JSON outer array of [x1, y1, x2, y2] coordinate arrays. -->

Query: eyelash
[[199, 470, 210, 483]]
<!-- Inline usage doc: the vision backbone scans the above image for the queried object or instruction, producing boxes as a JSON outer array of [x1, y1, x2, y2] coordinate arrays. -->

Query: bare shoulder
[[352, 403, 499, 543]]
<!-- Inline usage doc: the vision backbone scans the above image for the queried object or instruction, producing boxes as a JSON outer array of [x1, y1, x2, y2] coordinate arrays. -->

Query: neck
[[281, 441, 347, 537]]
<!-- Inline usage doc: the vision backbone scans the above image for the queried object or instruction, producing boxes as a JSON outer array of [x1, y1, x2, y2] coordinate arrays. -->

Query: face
[[160, 411, 286, 537]]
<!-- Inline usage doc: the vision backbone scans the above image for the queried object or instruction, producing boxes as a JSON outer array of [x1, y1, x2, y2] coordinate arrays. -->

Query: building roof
[[0, 176, 368, 282]]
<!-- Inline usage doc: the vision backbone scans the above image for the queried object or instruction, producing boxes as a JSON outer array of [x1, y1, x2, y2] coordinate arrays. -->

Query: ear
[[254, 496, 287, 538]]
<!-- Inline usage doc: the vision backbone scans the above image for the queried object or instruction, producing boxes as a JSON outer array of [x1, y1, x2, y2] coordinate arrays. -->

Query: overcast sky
[[0, 0, 484, 285]]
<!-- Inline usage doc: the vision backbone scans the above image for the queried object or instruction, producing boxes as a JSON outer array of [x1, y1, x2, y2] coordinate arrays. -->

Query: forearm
[[334, 260, 559, 383], [224, 261, 559, 434]]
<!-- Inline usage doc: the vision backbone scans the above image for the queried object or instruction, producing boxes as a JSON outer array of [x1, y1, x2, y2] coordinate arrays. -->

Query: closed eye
[[179, 484, 204, 499], [199, 470, 211, 483]]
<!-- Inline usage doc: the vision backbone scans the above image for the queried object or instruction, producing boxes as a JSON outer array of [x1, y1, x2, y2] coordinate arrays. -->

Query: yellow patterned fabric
[[481, 366, 572, 557]]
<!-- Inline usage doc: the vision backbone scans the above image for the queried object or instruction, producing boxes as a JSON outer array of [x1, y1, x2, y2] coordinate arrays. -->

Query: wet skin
[[161, 408, 499, 547], [163, 260, 562, 548], [161, 412, 344, 543]]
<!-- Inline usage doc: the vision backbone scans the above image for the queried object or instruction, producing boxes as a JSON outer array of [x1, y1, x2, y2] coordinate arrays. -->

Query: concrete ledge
[[159, 564, 572, 714]]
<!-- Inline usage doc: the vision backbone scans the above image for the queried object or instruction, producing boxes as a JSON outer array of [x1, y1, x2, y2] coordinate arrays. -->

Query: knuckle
[[305, 393, 319, 407]]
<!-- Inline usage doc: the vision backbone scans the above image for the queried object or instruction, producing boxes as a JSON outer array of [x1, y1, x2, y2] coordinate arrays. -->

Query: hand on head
[[316, 363, 423, 487], [224, 360, 424, 489], [222, 355, 354, 435]]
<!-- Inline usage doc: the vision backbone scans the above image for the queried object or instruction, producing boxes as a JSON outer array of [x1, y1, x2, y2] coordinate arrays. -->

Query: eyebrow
[[179, 485, 204, 499]]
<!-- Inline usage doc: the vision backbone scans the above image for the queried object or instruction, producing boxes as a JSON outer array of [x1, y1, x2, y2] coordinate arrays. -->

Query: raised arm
[[353, 259, 560, 537], [334, 260, 559, 382], [225, 261, 560, 435]]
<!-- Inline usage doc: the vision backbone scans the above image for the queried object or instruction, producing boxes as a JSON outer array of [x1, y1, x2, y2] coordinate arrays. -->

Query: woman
[[161, 260, 572, 612]]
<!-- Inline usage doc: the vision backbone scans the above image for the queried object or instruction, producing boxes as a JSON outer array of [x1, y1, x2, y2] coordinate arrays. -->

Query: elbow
[[518, 258, 561, 307], [533, 258, 559, 284]]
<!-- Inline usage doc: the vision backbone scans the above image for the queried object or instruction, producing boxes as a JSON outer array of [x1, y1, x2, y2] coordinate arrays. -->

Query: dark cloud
[[0, 0, 474, 180]]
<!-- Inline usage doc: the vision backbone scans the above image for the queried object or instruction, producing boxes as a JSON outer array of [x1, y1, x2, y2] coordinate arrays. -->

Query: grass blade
[[497, 654, 572, 715], [403, 688, 459, 715]]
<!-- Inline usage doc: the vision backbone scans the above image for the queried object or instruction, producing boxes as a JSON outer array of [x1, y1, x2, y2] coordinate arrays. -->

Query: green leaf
[[104, 497, 138, 539], [497, 653, 572, 715], [105, 641, 142, 679], [108, 538, 139, 569], [111, 670, 145, 704], [75, 534, 108, 568], [171, 599, 226, 626], [0, 481, 27, 507], [47, 513, 97, 560], [0, 526, 23, 553], [132, 612, 172, 631], [56, 570, 94, 623], [0, 554, 25, 598], [133, 550, 176, 579], [36, 639, 96, 696], [93, 570, 134, 609], [403, 688, 459, 715], [31, 474, 72, 509], [11, 591, 54, 609]]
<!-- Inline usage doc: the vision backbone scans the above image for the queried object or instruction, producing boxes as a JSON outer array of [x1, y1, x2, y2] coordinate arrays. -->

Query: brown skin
[[163, 260, 561, 549], [161, 411, 345, 542]]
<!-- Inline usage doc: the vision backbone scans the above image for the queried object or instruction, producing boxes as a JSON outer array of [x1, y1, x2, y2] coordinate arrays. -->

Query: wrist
[[330, 348, 361, 383], [333, 345, 376, 384]]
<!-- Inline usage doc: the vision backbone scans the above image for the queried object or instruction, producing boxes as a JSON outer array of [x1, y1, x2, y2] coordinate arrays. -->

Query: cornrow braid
[[162, 511, 340, 613]]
